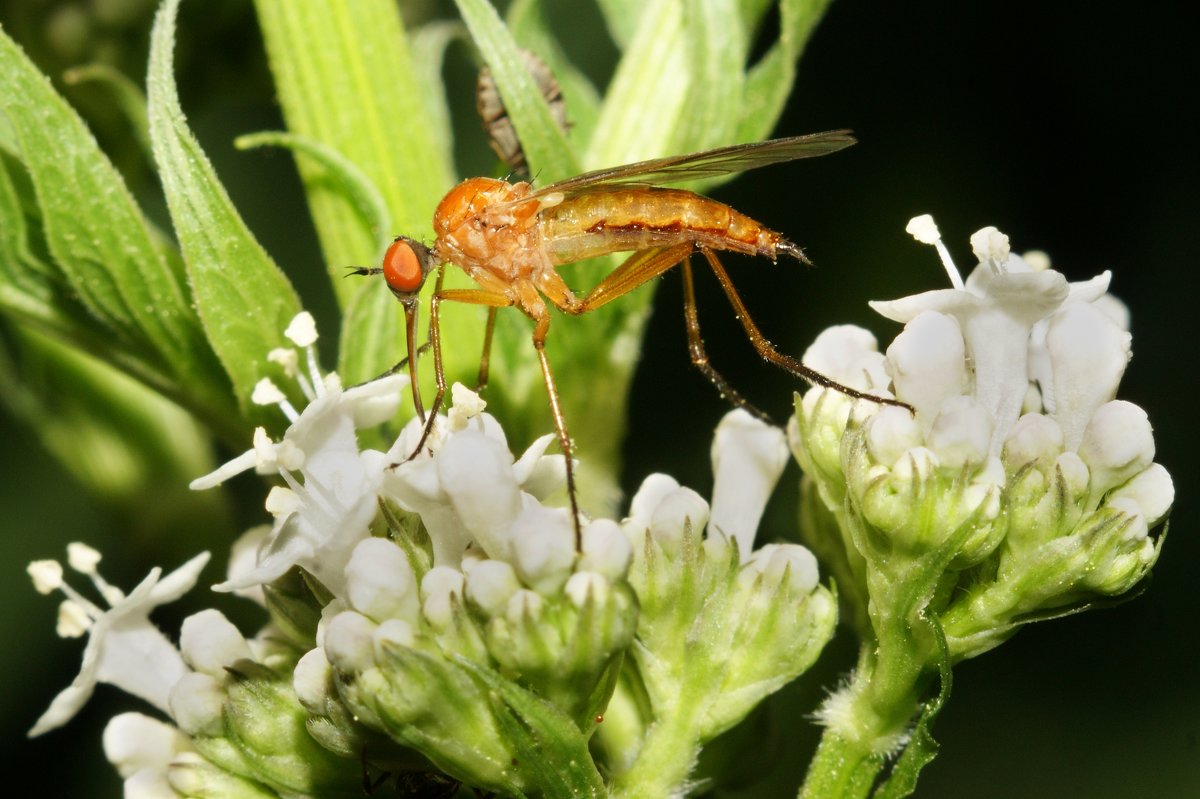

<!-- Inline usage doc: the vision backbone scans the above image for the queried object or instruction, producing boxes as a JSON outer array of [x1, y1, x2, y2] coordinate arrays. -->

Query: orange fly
[[352, 131, 905, 546]]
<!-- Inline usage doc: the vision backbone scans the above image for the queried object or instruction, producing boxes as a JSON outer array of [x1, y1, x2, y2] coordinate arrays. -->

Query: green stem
[[799, 732, 886, 799]]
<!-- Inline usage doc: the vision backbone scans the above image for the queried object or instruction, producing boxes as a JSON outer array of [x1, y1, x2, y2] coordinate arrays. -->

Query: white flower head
[[383, 384, 567, 567], [192, 314, 410, 598], [28, 548, 210, 737]]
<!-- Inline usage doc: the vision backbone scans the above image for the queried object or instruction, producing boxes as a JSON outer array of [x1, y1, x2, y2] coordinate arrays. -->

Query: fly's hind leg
[[698, 247, 913, 411], [679, 257, 772, 423]]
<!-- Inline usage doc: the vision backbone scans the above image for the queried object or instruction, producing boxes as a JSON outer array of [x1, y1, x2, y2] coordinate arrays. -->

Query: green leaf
[[62, 63, 152, 159], [253, 0, 456, 392], [409, 20, 466, 180], [737, 0, 835, 143], [456, 657, 608, 797], [148, 0, 303, 424], [252, 0, 453, 298], [587, 0, 690, 168], [454, 0, 581, 184], [506, 0, 602, 149], [595, 0, 650, 49], [0, 322, 227, 540], [235, 130, 392, 251], [668, 0, 745, 155], [0, 21, 232, 424]]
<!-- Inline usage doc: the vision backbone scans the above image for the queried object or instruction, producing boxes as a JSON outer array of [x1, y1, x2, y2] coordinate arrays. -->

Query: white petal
[[188, 448, 257, 490], [1109, 463, 1174, 527], [627, 473, 681, 529], [707, 409, 789, 559], [1044, 301, 1131, 451], [437, 429, 523, 561], [884, 311, 967, 426], [510, 504, 577, 594], [179, 610, 252, 677], [865, 406, 924, 468], [1001, 413, 1064, 470], [345, 538, 419, 623], [1077, 400, 1155, 495], [322, 611, 378, 673], [103, 712, 191, 778], [292, 648, 334, 713]]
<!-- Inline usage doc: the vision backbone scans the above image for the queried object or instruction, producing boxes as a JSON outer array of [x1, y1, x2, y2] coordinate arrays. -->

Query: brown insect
[[476, 48, 568, 177], [352, 131, 906, 546]]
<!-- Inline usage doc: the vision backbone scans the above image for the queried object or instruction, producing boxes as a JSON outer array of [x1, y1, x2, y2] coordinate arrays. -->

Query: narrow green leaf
[[668, 0, 745, 156], [454, 0, 581, 184], [235, 130, 392, 251], [0, 22, 224, 405], [409, 20, 465, 179], [62, 63, 152, 159], [148, 0, 302, 422], [506, 0, 602, 148], [595, 0, 650, 48], [737, 0, 834, 143], [253, 0, 453, 299], [586, 0, 690, 168]]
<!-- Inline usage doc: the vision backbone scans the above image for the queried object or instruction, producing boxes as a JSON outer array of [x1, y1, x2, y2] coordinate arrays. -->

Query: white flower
[[28, 548, 210, 736], [382, 384, 567, 567], [103, 711, 194, 793], [191, 314, 407, 597]]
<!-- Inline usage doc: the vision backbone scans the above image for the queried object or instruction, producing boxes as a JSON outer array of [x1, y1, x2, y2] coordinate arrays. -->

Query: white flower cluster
[[28, 311, 833, 798], [791, 218, 1171, 664]]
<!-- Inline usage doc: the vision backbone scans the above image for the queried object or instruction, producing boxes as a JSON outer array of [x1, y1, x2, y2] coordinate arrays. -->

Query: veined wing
[[527, 130, 856, 199]]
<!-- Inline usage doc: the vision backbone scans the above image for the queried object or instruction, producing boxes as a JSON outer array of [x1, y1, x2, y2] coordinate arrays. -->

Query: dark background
[[2, 1, 1196, 796]]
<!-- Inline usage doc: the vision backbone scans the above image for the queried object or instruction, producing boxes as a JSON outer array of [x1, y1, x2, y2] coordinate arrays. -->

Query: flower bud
[[1077, 400, 1154, 495], [420, 566, 465, 628], [579, 519, 633, 580], [169, 672, 226, 737], [511, 505, 576, 594], [180, 610, 252, 677], [865, 406, 923, 468], [345, 537, 419, 623], [323, 611, 377, 674], [292, 648, 333, 714], [465, 559, 522, 617], [1109, 463, 1174, 526], [1002, 413, 1063, 470], [649, 487, 709, 553]]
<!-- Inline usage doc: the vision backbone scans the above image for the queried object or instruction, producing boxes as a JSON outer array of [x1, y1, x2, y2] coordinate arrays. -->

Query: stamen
[[969, 226, 1011, 274], [907, 214, 963, 289], [267, 347, 299, 377], [28, 560, 64, 594], [68, 543, 124, 605], [252, 378, 299, 422], [56, 600, 92, 638], [284, 312, 319, 348]]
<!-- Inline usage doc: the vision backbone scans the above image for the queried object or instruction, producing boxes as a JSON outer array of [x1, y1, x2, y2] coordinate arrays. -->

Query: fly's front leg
[[530, 312, 583, 550], [401, 284, 514, 463], [476, 306, 498, 392]]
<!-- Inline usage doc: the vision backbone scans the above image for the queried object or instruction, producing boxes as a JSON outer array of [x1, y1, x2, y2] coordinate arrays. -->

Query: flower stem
[[799, 731, 886, 799]]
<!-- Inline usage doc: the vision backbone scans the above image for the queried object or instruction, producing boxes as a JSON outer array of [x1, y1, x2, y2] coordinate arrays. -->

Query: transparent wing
[[526, 130, 856, 199]]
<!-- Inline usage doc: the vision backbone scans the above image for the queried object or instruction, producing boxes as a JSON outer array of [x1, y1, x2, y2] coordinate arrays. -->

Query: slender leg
[[405, 285, 514, 462], [476, 306, 498, 391], [699, 247, 913, 411], [679, 257, 772, 423], [530, 312, 583, 550]]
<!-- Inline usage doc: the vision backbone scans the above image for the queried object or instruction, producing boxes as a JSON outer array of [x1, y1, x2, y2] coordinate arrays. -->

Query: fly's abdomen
[[540, 187, 783, 263]]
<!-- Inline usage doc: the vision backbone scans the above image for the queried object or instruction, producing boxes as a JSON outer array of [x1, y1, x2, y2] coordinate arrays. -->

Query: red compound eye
[[382, 238, 426, 295]]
